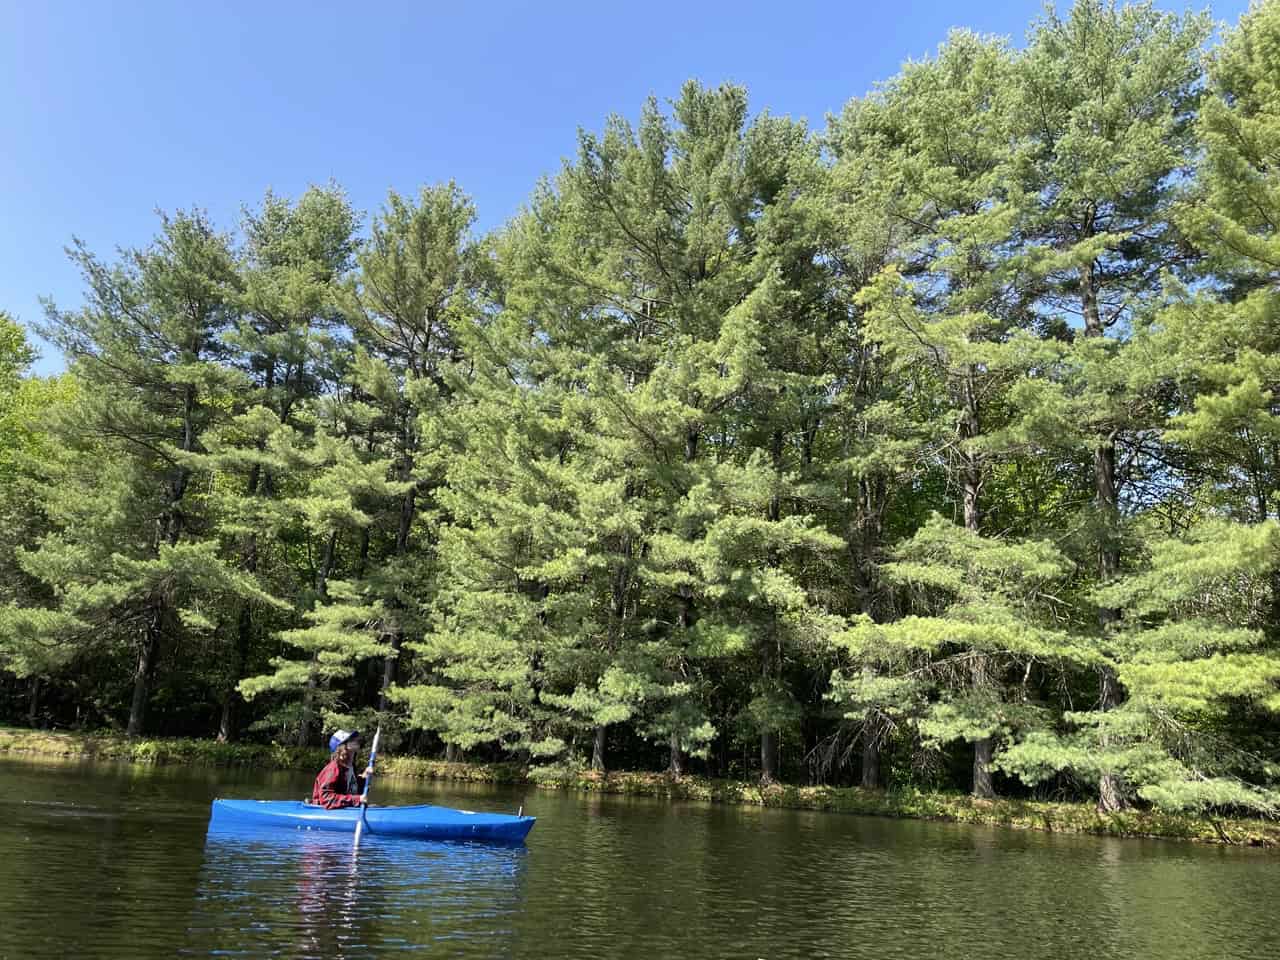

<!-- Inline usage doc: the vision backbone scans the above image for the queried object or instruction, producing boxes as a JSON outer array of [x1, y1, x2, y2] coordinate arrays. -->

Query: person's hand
[[362, 765, 374, 778]]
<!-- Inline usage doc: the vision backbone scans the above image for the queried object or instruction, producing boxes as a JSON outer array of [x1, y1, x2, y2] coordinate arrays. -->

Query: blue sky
[[2, 0, 1248, 375]]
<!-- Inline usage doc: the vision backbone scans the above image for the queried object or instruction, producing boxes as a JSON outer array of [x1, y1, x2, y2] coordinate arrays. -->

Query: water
[[2, 756, 1277, 959]]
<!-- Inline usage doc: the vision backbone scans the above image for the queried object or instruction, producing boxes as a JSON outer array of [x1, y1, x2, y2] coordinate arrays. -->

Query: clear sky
[[2, 0, 1249, 375]]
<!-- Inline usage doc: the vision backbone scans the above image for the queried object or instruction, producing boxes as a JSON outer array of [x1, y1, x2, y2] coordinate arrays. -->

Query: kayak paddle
[[354, 725, 381, 845]]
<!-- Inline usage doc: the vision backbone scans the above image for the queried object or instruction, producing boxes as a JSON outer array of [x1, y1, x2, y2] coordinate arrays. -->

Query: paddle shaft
[[354, 726, 381, 844], [360, 727, 382, 803]]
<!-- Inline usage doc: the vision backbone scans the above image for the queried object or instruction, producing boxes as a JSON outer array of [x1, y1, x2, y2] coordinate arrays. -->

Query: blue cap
[[328, 729, 361, 752]]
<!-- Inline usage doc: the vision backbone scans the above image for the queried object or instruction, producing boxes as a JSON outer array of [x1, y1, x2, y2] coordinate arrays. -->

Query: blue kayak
[[209, 799, 536, 844]]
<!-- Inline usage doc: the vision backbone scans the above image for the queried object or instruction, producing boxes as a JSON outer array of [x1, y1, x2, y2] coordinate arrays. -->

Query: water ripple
[[4, 759, 1280, 960]]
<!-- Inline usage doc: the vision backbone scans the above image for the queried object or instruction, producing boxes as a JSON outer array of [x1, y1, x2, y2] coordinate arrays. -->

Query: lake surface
[[2, 755, 1277, 959]]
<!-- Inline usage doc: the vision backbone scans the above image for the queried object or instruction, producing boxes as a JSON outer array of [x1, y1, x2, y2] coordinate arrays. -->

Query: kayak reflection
[[184, 821, 528, 957]]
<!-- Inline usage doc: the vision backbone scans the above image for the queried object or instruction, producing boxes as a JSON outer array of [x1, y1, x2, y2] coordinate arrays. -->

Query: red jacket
[[312, 759, 365, 809]]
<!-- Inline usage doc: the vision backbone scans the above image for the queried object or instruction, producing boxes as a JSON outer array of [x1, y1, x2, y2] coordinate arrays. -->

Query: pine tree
[[1158, 0, 1280, 531], [1001, 518, 1280, 814], [823, 98, 929, 787], [0, 312, 36, 395], [16, 211, 269, 734], [235, 421, 407, 737], [534, 83, 843, 779], [209, 185, 361, 740], [835, 31, 1050, 796], [0, 317, 78, 720], [833, 514, 1080, 792], [341, 183, 482, 715], [0, 314, 41, 533], [1007, 0, 1211, 811], [391, 352, 589, 760]]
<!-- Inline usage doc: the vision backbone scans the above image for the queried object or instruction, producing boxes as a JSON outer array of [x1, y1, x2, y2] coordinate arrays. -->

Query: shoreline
[[3, 725, 1277, 848]]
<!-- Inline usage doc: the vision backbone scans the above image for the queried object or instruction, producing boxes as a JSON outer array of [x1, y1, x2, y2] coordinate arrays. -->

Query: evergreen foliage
[[3, 0, 1280, 817]]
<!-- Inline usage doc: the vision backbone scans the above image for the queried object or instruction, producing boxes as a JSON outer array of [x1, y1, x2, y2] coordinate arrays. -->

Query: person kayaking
[[311, 729, 374, 809]]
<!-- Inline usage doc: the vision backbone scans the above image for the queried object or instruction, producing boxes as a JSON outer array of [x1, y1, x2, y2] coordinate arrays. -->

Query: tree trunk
[[396, 485, 416, 554], [972, 737, 994, 799], [861, 734, 880, 789], [297, 654, 317, 748], [218, 601, 254, 742], [127, 620, 161, 737], [27, 676, 40, 728], [959, 374, 994, 795], [219, 458, 264, 744], [849, 464, 888, 790], [1095, 439, 1121, 589], [216, 701, 233, 744], [958, 367, 983, 529], [133, 376, 194, 737], [1081, 258, 1102, 337], [850, 474, 886, 616], [760, 731, 779, 784], [758, 429, 785, 785], [1096, 666, 1126, 812], [375, 479, 415, 713], [316, 531, 338, 598], [668, 731, 684, 776], [685, 427, 699, 463], [1084, 262, 1128, 812], [861, 710, 882, 789], [592, 725, 607, 772], [356, 526, 371, 578], [296, 530, 339, 746], [163, 382, 196, 546], [378, 634, 403, 713], [445, 742, 460, 763]]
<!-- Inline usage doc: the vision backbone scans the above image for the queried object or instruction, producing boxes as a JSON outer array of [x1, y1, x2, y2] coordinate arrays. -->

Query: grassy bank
[[4, 726, 1277, 847]]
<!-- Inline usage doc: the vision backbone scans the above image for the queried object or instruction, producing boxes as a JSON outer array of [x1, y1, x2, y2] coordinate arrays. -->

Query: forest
[[3, 0, 1280, 816]]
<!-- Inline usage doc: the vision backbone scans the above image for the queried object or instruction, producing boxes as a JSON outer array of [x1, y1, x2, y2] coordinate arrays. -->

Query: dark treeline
[[4, 0, 1280, 815]]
